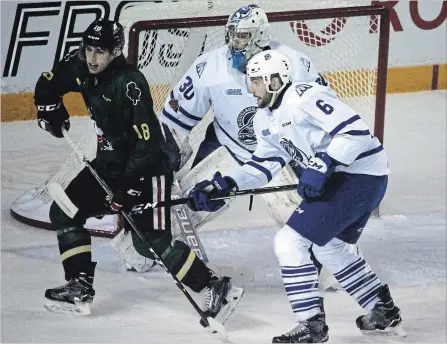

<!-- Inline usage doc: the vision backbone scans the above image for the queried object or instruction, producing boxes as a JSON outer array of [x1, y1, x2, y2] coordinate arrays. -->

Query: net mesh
[[10, 0, 384, 235], [121, 0, 381, 153]]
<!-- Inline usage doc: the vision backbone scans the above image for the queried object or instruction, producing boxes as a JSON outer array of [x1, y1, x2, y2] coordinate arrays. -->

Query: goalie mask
[[79, 19, 125, 61], [226, 4, 271, 72], [246, 50, 292, 108]]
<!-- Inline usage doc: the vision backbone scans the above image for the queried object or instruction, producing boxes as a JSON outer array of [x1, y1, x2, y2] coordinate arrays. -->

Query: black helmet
[[81, 19, 124, 53]]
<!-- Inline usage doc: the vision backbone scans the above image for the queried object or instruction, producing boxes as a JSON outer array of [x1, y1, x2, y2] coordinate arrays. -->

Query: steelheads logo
[[280, 138, 309, 168], [237, 106, 257, 145]]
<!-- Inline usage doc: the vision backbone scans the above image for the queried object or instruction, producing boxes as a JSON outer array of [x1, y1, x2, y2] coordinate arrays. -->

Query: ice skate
[[199, 275, 244, 330], [272, 313, 329, 343], [44, 272, 95, 316], [356, 284, 406, 337]]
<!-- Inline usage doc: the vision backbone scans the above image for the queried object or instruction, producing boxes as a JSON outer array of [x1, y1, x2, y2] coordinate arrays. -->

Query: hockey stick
[[50, 128, 227, 337], [129, 183, 298, 211]]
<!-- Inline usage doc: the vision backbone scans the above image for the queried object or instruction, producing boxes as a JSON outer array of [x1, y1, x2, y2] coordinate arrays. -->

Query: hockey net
[[10, 0, 390, 237]]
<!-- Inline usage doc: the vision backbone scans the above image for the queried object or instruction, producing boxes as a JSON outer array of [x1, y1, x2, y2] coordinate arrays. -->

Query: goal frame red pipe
[[127, 5, 390, 144]]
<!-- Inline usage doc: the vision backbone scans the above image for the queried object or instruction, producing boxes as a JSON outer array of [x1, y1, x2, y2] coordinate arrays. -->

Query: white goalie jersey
[[160, 41, 322, 162], [228, 82, 389, 191]]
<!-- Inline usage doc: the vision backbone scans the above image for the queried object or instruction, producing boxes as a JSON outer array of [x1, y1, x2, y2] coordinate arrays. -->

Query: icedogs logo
[[280, 138, 309, 168], [237, 106, 257, 145]]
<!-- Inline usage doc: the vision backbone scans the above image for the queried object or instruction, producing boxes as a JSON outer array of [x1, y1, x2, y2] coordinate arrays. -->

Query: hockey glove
[[298, 152, 335, 200], [108, 185, 143, 213], [36, 100, 70, 138], [187, 172, 238, 212]]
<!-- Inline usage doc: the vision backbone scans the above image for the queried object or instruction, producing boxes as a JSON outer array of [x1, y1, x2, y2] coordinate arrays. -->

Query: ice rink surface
[[1, 91, 446, 343]]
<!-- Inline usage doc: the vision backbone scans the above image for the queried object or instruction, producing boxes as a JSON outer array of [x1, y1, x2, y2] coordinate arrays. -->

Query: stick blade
[[46, 182, 79, 218], [207, 317, 227, 338]]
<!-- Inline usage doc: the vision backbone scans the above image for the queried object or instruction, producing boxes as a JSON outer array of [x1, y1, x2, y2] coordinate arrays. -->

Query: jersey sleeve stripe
[[343, 129, 371, 136], [161, 108, 194, 131], [178, 106, 202, 121], [245, 161, 272, 182], [252, 155, 286, 168], [329, 115, 361, 136], [355, 144, 384, 161]]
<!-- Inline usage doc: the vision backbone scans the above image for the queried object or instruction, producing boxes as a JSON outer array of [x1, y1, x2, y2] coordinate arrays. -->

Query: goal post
[[10, 1, 391, 237]]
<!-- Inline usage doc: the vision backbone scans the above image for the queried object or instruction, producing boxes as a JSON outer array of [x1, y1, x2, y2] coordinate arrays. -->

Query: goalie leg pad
[[111, 229, 155, 273], [260, 164, 301, 227], [178, 146, 241, 230]]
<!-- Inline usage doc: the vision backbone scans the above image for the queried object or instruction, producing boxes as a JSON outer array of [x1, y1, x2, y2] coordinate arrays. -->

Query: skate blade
[[361, 323, 407, 337], [44, 298, 91, 316], [210, 286, 244, 333]]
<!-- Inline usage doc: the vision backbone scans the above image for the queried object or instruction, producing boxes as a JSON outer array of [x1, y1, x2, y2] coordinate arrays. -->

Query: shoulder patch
[[196, 61, 207, 78], [300, 57, 311, 72], [126, 81, 141, 105], [63, 50, 78, 61], [295, 83, 313, 97], [169, 98, 179, 112]]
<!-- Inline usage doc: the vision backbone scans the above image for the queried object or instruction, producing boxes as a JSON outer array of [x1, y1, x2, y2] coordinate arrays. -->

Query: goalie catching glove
[[187, 172, 238, 212], [36, 98, 70, 138]]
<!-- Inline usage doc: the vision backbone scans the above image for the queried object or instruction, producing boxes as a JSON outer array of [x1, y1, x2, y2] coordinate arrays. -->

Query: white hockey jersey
[[160, 42, 322, 162], [228, 82, 389, 191]]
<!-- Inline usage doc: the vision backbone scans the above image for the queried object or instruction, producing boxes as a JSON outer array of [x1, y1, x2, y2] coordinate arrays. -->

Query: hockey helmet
[[247, 50, 292, 106], [80, 19, 124, 58], [226, 4, 271, 71]]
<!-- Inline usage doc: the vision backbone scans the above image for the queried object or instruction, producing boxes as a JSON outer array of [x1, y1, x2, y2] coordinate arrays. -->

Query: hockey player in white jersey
[[112, 4, 339, 279], [159, 4, 323, 166], [188, 50, 406, 343]]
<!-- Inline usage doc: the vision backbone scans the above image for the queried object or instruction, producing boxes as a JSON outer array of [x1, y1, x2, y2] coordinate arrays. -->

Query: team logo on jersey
[[63, 50, 78, 61], [196, 61, 207, 78], [225, 88, 242, 95], [280, 138, 309, 168], [98, 136, 114, 151], [295, 83, 313, 97], [237, 106, 257, 145], [300, 57, 311, 72], [169, 98, 179, 112], [126, 81, 141, 105]]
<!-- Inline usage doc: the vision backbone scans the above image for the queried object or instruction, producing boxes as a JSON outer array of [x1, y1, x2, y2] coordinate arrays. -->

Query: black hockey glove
[[108, 180, 143, 213], [36, 101, 70, 138]]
